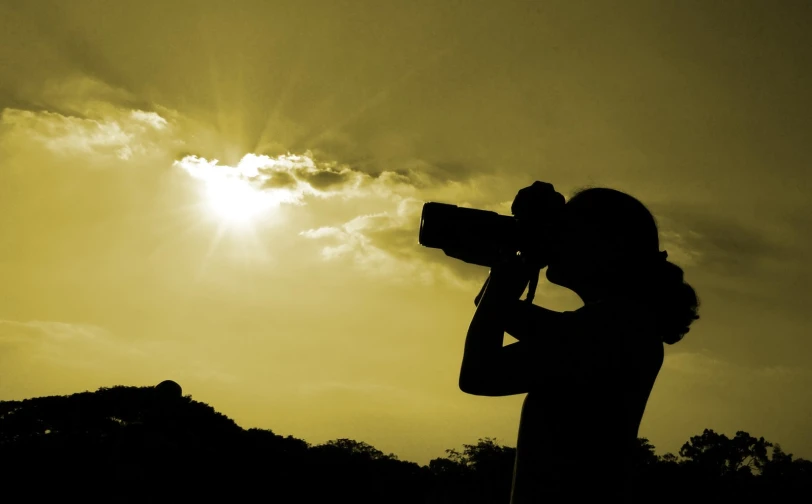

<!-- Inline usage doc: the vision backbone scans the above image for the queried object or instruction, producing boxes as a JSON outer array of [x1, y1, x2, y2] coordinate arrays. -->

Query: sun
[[174, 153, 312, 231], [204, 176, 274, 225]]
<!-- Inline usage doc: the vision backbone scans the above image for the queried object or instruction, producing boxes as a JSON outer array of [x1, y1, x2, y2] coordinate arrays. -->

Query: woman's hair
[[566, 187, 700, 344]]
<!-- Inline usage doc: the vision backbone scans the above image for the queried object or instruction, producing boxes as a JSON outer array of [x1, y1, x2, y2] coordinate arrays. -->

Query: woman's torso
[[510, 306, 664, 503]]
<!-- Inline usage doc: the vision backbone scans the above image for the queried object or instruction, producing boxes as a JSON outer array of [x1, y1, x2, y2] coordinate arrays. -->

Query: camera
[[419, 201, 559, 303], [418, 202, 526, 267]]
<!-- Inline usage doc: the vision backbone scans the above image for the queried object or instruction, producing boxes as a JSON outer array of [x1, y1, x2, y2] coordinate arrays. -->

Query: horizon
[[1, 0, 810, 467], [4, 380, 794, 466]]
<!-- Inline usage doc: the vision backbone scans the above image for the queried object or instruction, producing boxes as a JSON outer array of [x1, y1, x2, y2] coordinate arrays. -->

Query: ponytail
[[565, 187, 701, 344], [647, 260, 700, 345]]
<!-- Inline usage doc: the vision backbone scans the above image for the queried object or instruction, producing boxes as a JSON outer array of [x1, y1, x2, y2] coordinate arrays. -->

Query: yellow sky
[[1, 0, 810, 464]]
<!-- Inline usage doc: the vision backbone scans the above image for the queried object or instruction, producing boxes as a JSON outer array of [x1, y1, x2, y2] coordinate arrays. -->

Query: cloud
[[0, 319, 142, 364], [130, 110, 168, 130], [296, 380, 456, 415], [0, 75, 232, 171], [298, 381, 401, 395], [261, 170, 300, 189], [294, 175, 812, 300], [0, 319, 106, 343], [14, 78, 789, 298], [1, 93, 175, 163], [13, 75, 144, 118], [171, 152, 405, 223], [2, 109, 134, 160], [652, 203, 801, 274], [0, 73, 521, 291], [0, 319, 239, 390], [171, 150, 488, 205], [660, 350, 812, 428], [300, 197, 487, 289], [663, 350, 812, 389], [648, 202, 812, 317], [644, 349, 812, 458], [170, 151, 517, 291], [656, 228, 704, 268]]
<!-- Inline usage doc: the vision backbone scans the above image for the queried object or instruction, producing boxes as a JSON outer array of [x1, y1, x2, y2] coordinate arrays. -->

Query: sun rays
[[204, 175, 276, 225], [167, 152, 317, 274], [173, 153, 306, 226]]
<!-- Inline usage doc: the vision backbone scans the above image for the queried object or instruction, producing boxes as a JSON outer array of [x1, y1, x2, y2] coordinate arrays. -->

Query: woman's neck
[[571, 274, 642, 305]]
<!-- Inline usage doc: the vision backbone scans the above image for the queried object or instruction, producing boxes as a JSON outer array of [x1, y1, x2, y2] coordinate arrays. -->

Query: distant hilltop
[[0, 380, 242, 436], [0, 382, 808, 503], [0, 381, 432, 503]]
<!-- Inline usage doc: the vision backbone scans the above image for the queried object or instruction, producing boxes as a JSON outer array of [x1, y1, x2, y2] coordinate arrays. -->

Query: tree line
[[0, 384, 808, 502]]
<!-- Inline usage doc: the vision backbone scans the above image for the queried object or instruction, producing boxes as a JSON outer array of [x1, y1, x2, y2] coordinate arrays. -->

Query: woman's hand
[[472, 181, 563, 306], [474, 253, 534, 306], [488, 251, 535, 300], [474, 274, 490, 306], [461, 250, 538, 397]]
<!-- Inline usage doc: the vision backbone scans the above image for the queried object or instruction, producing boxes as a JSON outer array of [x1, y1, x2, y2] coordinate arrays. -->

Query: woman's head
[[546, 188, 660, 283], [545, 187, 700, 344]]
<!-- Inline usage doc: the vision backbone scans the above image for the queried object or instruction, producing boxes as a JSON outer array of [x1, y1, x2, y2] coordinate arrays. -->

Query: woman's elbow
[[458, 372, 492, 396], [459, 367, 527, 397], [459, 378, 508, 397], [459, 376, 478, 395], [458, 372, 477, 394]]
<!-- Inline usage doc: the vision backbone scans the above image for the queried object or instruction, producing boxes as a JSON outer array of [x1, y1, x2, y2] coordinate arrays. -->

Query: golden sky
[[1, 0, 810, 464]]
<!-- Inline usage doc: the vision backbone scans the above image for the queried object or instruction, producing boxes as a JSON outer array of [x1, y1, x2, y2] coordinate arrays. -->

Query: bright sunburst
[[205, 176, 274, 224], [174, 153, 308, 226]]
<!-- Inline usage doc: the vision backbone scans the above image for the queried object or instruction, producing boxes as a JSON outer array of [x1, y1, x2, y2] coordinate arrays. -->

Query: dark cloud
[[370, 222, 486, 282], [369, 170, 415, 187], [259, 171, 298, 190], [298, 169, 353, 191], [303, 193, 811, 296], [652, 203, 797, 275], [685, 220, 786, 272], [650, 201, 812, 323], [301, 198, 490, 287]]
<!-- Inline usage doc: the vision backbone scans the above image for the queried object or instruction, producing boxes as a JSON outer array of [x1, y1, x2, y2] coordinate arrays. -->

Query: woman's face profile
[[544, 189, 661, 298], [544, 202, 606, 290], [545, 207, 583, 288]]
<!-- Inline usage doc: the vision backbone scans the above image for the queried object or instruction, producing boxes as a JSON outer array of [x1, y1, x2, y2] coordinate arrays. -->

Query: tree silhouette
[[679, 429, 772, 477], [426, 438, 516, 503], [760, 442, 812, 489], [317, 438, 394, 460], [1, 383, 810, 503], [633, 437, 660, 468]]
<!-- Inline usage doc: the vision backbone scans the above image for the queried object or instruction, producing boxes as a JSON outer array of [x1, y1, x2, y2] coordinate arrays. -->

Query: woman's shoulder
[[571, 301, 664, 374]]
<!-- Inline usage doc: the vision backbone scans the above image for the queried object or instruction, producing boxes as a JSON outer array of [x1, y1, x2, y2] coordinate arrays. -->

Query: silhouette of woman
[[459, 182, 700, 503]]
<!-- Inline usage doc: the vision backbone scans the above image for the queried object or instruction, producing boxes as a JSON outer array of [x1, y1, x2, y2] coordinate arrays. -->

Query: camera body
[[418, 202, 543, 267]]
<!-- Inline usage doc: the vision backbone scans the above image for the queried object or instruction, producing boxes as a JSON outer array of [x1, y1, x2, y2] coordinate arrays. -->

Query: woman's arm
[[459, 262, 541, 396], [503, 300, 570, 342], [459, 274, 523, 396], [474, 274, 568, 342], [460, 263, 592, 396]]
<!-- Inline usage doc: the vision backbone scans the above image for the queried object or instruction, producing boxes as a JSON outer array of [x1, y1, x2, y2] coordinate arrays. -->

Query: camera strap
[[524, 266, 541, 304]]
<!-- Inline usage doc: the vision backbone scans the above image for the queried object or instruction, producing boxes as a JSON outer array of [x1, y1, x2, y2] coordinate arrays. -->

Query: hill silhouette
[[1, 381, 809, 502]]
